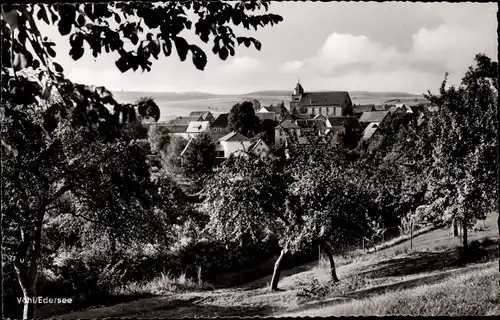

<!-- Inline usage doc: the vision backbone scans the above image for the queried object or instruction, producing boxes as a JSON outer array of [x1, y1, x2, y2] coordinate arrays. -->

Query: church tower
[[290, 78, 304, 114]]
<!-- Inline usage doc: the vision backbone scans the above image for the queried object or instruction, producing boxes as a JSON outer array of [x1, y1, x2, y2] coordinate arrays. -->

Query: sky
[[38, 1, 497, 95]]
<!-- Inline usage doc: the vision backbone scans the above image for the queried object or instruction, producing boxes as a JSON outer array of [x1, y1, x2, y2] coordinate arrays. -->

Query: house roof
[[313, 114, 327, 120], [249, 139, 269, 152], [358, 111, 390, 123], [189, 111, 212, 118], [180, 138, 193, 157], [211, 113, 229, 128], [361, 122, 379, 141], [283, 113, 311, 122], [218, 131, 251, 142], [165, 125, 188, 133], [298, 91, 351, 107], [168, 116, 203, 125], [296, 119, 325, 128], [374, 105, 386, 111], [326, 116, 362, 130], [277, 120, 301, 129], [186, 121, 210, 133], [353, 104, 376, 114]]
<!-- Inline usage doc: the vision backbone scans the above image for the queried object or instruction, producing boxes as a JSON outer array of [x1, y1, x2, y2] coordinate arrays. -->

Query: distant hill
[[111, 90, 427, 121]]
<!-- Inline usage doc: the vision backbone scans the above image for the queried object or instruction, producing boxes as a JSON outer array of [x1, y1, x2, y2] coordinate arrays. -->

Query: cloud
[[279, 60, 304, 74], [224, 56, 260, 73], [283, 22, 496, 92]]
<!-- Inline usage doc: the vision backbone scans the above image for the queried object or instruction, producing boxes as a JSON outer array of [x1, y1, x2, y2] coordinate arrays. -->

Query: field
[[111, 90, 428, 121], [38, 212, 499, 318]]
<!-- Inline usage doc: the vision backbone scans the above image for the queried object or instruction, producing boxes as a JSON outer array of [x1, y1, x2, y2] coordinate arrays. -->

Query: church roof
[[359, 111, 390, 123], [298, 91, 351, 108]]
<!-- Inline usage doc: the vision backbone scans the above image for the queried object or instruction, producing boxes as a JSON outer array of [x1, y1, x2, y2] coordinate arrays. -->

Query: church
[[289, 80, 354, 117]]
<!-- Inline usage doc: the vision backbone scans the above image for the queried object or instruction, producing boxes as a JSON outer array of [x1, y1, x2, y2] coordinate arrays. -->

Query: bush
[[298, 274, 369, 300]]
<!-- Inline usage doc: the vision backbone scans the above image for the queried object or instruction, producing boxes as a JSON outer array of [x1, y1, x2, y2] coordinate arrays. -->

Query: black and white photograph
[[1, 1, 499, 318]]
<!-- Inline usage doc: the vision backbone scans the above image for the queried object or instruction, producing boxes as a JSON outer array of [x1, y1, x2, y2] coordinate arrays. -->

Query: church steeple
[[293, 78, 304, 95]]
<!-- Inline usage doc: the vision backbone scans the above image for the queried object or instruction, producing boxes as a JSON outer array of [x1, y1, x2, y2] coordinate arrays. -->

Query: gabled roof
[[358, 111, 390, 123], [249, 139, 269, 152], [257, 106, 272, 113], [267, 105, 289, 114], [361, 122, 379, 141], [218, 131, 251, 142], [326, 116, 362, 130], [277, 120, 301, 129], [298, 91, 351, 107], [168, 116, 203, 125], [313, 114, 327, 120], [211, 113, 229, 128], [296, 119, 324, 128], [353, 104, 376, 114], [165, 125, 188, 133], [189, 111, 212, 118], [186, 121, 210, 133]]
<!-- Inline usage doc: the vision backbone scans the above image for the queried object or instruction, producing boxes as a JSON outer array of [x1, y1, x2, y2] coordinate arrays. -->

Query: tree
[[202, 145, 379, 291], [181, 133, 216, 181], [2, 3, 283, 317], [228, 101, 262, 137], [148, 124, 171, 154], [252, 99, 262, 112], [2, 1, 282, 145], [260, 119, 278, 146], [1, 107, 180, 318], [422, 54, 497, 250]]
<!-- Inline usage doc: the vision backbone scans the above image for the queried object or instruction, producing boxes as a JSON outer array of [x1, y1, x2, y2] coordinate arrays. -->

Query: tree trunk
[[498, 214, 500, 272], [322, 243, 340, 282], [462, 221, 468, 250], [453, 219, 459, 237], [18, 272, 37, 319], [270, 249, 286, 291]]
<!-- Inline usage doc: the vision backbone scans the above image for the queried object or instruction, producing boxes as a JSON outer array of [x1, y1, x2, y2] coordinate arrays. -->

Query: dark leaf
[[219, 47, 228, 61], [162, 39, 172, 56], [69, 46, 84, 60], [115, 56, 130, 73], [47, 46, 56, 58], [36, 5, 50, 25], [58, 21, 72, 36], [77, 14, 86, 27], [114, 12, 121, 24], [53, 62, 64, 73], [189, 45, 207, 71], [174, 37, 189, 61]]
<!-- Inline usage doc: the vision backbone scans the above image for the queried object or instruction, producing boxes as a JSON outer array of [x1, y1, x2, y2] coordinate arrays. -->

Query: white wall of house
[[221, 140, 252, 158]]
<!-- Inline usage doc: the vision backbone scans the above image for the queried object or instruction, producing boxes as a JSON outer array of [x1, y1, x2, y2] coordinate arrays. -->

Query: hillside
[[38, 212, 499, 318], [111, 90, 427, 121]]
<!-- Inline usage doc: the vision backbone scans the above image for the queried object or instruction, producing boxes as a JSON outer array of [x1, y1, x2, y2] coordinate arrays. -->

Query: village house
[[361, 122, 380, 141], [255, 103, 290, 122], [358, 111, 391, 129], [168, 115, 203, 126], [325, 116, 363, 136], [186, 121, 210, 139], [208, 113, 231, 141], [215, 131, 253, 159], [249, 138, 272, 159], [165, 124, 190, 140], [352, 104, 376, 118], [189, 111, 216, 124], [289, 80, 354, 117], [275, 120, 301, 146]]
